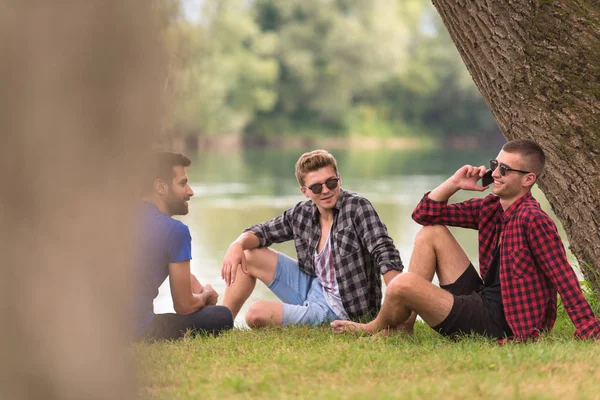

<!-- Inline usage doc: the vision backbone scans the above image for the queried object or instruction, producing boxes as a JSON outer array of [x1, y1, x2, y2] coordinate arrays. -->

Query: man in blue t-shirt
[[134, 152, 233, 340]]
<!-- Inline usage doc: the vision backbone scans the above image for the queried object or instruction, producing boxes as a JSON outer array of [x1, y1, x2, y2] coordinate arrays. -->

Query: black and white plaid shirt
[[244, 189, 403, 320]]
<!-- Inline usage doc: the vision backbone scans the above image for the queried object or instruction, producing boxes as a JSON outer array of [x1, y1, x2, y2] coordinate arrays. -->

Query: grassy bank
[[136, 304, 600, 400]]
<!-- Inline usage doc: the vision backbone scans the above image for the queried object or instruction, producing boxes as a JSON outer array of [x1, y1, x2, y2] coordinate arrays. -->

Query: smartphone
[[481, 169, 494, 186]]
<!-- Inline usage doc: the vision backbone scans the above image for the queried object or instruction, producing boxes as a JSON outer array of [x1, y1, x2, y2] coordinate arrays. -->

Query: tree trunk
[[0, 1, 163, 398], [432, 0, 600, 295]]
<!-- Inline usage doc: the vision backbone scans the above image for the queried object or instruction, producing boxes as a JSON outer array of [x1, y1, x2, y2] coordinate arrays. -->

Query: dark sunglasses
[[489, 159, 531, 176], [303, 177, 340, 194]]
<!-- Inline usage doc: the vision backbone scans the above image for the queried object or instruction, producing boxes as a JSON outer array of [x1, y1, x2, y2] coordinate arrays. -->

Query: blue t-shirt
[[133, 201, 192, 336]]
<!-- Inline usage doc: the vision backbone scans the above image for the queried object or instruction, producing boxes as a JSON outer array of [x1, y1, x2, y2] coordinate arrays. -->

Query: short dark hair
[[144, 152, 191, 194], [502, 139, 545, 177], [295, 149, 338, 186]]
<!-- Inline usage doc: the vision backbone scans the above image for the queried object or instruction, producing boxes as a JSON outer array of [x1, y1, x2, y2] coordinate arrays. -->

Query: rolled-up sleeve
[[243, 207, 296, 248], [354, 197, 403, 275], [412, 192, 483, 230]]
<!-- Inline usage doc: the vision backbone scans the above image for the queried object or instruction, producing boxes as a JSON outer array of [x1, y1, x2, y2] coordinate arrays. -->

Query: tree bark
[[432, 0, 600, 295]]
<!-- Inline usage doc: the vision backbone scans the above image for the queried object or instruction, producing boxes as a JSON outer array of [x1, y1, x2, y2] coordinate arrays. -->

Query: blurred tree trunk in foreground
[[433, 0, 600, 295], [0, 1, 163, 399]]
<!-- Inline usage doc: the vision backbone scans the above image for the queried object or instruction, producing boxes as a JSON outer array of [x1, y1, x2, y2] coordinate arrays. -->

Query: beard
[[165, 192, 189, 216]]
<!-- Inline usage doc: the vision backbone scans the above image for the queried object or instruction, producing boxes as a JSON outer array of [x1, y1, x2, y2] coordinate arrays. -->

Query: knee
[[243, 248, 259, 264], [415, 225, 450, 246], [243, 248, 272, 275], [386, 273, 421, 300], [243, 249, 258, 273], [245, 301, 276, 328]]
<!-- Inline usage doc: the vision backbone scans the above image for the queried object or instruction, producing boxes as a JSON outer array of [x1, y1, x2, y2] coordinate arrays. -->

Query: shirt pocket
[[509, 247, 536, 278], [334, 229, 361, 259]]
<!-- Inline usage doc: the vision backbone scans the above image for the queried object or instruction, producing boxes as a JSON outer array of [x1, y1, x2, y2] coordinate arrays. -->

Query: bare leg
[[395, 225, 471, 333], [332, 273, 453, 333], [332, 225, 470, 334], [222, 248, 279, 319], [407, 225, 470, 285], [245, 301, 283, 328]]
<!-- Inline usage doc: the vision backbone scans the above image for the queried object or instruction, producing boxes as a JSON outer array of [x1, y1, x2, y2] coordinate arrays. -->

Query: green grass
[[136, 304, 600, 400]]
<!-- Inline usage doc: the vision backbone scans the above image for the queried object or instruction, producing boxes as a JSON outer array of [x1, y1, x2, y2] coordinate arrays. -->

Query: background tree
[[166, 0, 279, 137], [169, 0, 500, 142], [357, 4, 499, 142], [249, 0, 411, 137], [431, 0, 600, 294]]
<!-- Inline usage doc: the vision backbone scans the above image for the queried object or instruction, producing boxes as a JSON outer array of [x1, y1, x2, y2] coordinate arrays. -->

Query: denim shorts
[[268, 252, 341, 326]]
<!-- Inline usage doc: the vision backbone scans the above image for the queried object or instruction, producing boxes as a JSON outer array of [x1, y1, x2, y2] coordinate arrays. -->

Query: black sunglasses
[[489, 159, 531, 176], [303, 177, 340, 194]]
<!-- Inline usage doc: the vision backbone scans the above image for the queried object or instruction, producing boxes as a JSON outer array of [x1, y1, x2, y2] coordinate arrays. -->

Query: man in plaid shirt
[[332, 140, 600, 341], [221, 149, 403, 327]]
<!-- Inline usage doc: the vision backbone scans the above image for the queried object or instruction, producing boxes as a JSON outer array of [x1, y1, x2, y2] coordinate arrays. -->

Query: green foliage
[[161, 0, 499, 141], [358, 7, 498, 139], [164, 0, 279, 135], [580, 261, 600, 300], [581, 281, 600, 315], [344, 105, 407, 138], [253, 0, 410, 124]]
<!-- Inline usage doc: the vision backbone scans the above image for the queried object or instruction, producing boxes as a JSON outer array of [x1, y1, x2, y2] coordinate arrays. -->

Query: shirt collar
[[499, 191, 533, 222], [310, 188, 345, 221]]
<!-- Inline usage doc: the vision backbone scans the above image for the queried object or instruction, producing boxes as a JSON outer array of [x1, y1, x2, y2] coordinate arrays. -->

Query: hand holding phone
[[481, 169, 494, 187]]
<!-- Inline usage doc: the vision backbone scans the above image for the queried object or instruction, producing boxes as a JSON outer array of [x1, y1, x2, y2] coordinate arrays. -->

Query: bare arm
[[232, 231, 261, 251], [221, 232, 260, 286], [190, 272, 203, 294], [169, 260, 218, 315], [429, 165, 488, 202], [383, 270, 400, 286]]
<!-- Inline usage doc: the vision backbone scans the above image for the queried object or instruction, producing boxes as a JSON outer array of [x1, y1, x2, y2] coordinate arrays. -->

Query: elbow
[[172, 291, 205, 315], [413, 216, 432, 226], [411, 211, 418, 223], [411, 212, 426, 225]]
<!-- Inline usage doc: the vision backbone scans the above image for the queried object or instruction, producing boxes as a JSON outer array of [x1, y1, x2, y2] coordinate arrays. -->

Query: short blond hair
[[295, 149, 338, 186]]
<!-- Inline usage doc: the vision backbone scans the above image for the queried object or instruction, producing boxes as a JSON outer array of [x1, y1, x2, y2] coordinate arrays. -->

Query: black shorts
[[432, 264, 511, 340]]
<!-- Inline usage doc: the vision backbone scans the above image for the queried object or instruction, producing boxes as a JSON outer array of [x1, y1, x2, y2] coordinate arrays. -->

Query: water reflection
[[153, 147, 576, 324]]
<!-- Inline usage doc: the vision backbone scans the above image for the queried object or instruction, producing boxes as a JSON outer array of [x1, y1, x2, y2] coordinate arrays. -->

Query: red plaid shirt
[[413, 191, 600, 341]]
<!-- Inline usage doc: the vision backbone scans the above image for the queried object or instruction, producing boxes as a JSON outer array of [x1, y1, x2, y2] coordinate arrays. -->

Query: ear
[[300, 186, 309, 198], [522, 173, 537, 189], [338, 173, 342, 187], [153, 179, 168, 196]]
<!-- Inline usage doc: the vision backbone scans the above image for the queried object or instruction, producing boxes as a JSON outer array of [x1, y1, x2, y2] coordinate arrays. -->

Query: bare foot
[[396, 311, 417, 336], [371, 327, 402, 339], [331, 312, 418, 336], [330, 320, 374, 334], [368, 323, 413, 340]]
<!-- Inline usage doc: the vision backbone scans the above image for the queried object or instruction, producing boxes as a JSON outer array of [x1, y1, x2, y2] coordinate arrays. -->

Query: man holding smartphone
[[332, 139, 600, 342]]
